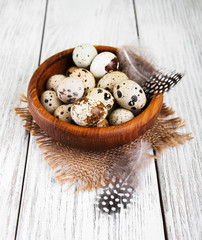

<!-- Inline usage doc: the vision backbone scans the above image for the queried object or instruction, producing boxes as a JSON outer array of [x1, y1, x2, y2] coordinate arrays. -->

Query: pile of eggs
[[40, 43, 147, 127]]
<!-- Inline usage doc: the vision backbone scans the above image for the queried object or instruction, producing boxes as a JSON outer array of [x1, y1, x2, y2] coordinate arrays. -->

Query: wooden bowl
[[27, 46, 163, 150]]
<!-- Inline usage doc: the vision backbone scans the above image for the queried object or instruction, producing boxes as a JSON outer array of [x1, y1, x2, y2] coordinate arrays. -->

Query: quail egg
[[53, 104, 72, 123], [57, 77, 84, 104], [109, 108, 134, 126], [72, 43, 98, 68], [97, 71, 128, 92], [66, 66, 79, 76], [113, 80, 146, 110], [67, 68, 95, 91], [40, 90, 62, 114], [90, 52, 119, 78], [85, 87, 114, 110], [71, 97, 108, 127], [46, 74, 66, 92]]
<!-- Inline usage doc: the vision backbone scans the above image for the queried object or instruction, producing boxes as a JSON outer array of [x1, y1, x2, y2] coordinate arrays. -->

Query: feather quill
[[97, 141, 153, 214], [117, 44, 184, 99]]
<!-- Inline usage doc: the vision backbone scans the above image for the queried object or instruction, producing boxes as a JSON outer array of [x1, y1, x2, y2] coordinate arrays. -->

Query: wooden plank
[[135, 0, 202, 239], [16, 0, 165, 239], [0, 0, 47, 240]]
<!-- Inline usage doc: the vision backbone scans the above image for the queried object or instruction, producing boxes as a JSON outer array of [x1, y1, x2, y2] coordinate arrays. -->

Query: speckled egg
[[46, 74, 66, 92], [72, 43, 98, 68], [97, 118, 109, 128], [109, 108, 134, 126], [67, 68, 95, 91], [113, 80, 146, 110], [90, 52, 119, 78], [66, 66, 79, 76], [40, 90, 62, 114], [97, 71, 128, 92], [53, 105, 72, 123], [71, 97, 108, 127], [57, 77, 84, 104], [85, 87, 114, 110]]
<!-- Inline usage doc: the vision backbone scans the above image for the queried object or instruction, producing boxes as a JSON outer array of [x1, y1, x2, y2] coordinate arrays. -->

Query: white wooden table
[[0, 0, 201, 239]]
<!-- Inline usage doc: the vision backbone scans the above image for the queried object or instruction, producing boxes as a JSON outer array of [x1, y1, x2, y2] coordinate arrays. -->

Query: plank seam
[[132, 1, 168, 237], [14, 0, 49, 239], [38, 0, 49, 66], [154, 155, 168, 240], [132, 0, 140, 38], [14, 133, 30, 240]]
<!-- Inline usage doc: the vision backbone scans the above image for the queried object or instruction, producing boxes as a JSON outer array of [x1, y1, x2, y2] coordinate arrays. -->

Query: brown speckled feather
[[117, 44, 157, 87], [117, 45, 184, 99]]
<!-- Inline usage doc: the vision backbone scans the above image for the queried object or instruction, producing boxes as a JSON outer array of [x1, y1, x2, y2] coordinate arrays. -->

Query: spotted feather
[[97, 180, 133, 214], [96, 142, 153, 214], [143, 71, 184, 99]]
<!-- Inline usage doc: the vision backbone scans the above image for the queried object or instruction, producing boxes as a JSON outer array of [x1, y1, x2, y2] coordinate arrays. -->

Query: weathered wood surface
[[16, 0, 164, 239], [136, 0, 202, 239], [0, 1, 46, 240], [0, 0, 201, 239]]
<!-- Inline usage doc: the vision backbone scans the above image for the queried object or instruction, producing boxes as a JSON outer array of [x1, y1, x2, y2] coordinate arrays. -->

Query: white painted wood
[[0, 0, 47, 240], [16, 0, 165, 239], [136, 0, 202, 239]]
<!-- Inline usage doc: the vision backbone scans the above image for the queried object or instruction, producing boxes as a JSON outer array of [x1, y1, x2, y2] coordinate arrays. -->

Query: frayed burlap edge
[[15, 94, 193, 192]]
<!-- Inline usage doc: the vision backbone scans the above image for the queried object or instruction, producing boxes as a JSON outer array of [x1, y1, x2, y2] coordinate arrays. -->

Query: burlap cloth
[[15, 94, 192, 192]]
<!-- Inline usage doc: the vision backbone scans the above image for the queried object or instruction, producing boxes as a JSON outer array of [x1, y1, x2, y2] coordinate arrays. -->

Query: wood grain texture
[[0, 0, 47, 240], [16, 0, 165, 239], [27, 46, 163, 150], [135, 0, 202, 239]]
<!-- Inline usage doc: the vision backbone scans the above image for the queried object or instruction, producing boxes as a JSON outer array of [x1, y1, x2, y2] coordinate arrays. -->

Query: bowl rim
[[27, 46, 163, 140]]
